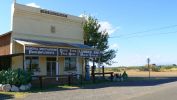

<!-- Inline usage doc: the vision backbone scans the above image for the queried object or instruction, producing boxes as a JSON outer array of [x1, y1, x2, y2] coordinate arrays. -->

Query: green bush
[[0, 69, 32, 85], [122, 71, 128, 80], [111, 68, 121, 72], [163, 66, 174, 69], [139, 67, 149, 71], [151, 66, 161, 72], [104, 67, 121, 72]]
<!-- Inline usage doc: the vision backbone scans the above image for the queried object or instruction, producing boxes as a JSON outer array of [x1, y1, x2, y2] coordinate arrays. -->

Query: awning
[[14, 38, 92, 49], [14, 39, 100, 57]]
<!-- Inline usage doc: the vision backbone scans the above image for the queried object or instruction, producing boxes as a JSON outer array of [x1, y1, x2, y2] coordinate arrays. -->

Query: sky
[[0, 0, 177, 66]]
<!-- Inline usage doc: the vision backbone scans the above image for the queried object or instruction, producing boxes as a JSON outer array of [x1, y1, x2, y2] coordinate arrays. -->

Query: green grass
[[0, 91, 28, 99], [101, 65, 177, 73]]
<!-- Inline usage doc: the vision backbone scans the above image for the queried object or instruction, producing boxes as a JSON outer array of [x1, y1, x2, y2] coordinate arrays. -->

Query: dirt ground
[[125, 70, 177, 77]]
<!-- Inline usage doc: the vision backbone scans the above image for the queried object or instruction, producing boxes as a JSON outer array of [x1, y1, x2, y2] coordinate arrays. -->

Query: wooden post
[[91, 66, 95, 83], [56, 56, 59, 81], [23, 45, 26, 71], [111, 72, 113, 82], [76, 57, 80, 79], [81, 57, 84, 85], [39, 76, 43, 89], [98, 57, 101, 73], [81, 58, 83, 78], [147, 58, 150, 79], [80, 74, 83, 85], [102, 66, 105, 78], [68, 75, 71, 86], [23, 54, 25, 70]]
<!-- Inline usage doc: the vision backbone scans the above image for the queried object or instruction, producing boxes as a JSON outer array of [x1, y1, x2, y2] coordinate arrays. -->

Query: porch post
[[98, 57, 101, 73], [23, 54, 25, 70], [76, 57, 80, 79], [23, 45, 26, 71], [56, 59, 59, 81], [56, 52, 59, 81]]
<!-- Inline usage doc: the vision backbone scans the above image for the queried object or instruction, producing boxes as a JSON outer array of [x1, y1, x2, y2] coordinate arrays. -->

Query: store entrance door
[[47, 57, 56, 76]]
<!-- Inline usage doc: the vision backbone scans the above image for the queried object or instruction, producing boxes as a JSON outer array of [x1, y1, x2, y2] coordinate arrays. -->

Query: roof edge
[[0, 31, 13, 37], [14, 3, 84, 23]]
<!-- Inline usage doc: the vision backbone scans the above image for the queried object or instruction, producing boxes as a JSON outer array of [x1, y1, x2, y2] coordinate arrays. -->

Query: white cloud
[[79, 14, 89, 20], [110, 43, 119, 49], [79, 14, 119, 34], [79, 14, 86, 17], [99, 21, 119, 34], [26, 3, 40, 8]]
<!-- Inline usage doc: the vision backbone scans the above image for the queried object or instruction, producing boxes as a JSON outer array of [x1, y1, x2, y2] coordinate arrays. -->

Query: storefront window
[[26, 57, 40, 72], [64, 57, 76, 71]]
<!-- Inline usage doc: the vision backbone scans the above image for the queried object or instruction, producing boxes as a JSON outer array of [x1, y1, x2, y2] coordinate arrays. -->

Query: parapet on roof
[[13, 3, 84, 23]]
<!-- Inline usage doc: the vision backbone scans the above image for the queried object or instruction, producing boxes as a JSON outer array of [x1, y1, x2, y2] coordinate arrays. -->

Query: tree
[[173, 64, 177, 66], [83, 16, 116, 65]]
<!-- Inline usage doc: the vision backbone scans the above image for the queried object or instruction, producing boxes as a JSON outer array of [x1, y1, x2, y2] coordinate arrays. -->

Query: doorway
[[47, 57, 56, 76]]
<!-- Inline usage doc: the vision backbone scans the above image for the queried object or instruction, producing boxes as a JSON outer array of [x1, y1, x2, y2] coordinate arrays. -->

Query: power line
[[110, 24, 177, 38], [111, 31, 177, 39]]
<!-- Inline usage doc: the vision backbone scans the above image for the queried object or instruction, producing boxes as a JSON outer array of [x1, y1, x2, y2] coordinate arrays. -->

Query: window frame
[[25, 56, 40, 72], [64, 57, 77, 71]]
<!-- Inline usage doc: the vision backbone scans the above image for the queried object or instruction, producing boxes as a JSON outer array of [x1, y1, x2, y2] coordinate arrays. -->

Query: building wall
[[0, 32, 11, 55], [36, 56, 84, 76], [12, 41, 24, 54], [79, 57, 85, 75], [10, 54, 85, 76], [59, 57, 64, 75], [12, 3, 84, 44], [11, 56, 23, 69], [39, 56, 47, 75]]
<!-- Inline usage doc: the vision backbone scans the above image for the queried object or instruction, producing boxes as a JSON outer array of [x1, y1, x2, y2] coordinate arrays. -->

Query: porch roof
[[14, 38, 93, 49], [0, 53, 24, 57]]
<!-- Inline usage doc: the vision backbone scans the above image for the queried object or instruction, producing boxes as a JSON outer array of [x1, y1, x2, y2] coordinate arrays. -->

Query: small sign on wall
[[25, 46, 57, 56], [78, 50, 92, 57], [58, 48, 77, 56]]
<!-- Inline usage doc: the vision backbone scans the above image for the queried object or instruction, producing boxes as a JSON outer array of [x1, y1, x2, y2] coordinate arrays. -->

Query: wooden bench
[[92, 72, 114, 82]]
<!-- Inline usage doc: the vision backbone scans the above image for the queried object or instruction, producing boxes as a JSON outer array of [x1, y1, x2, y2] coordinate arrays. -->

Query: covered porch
[[10, 39, 100, 85]]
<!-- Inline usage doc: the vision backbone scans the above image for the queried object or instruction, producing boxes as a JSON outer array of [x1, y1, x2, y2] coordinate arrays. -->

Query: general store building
[[0, 3, 100, 78]]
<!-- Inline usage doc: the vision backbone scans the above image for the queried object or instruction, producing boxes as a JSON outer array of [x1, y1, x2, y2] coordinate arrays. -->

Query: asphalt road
[[129, 83, 177, 100], [12, 78, 177, 100]]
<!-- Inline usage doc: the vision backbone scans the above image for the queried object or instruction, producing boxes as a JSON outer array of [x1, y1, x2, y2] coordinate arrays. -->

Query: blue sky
[[0, 0, 177, 66]]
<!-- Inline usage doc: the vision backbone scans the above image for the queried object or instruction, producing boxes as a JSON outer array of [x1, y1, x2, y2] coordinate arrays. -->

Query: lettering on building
[[40, 9, 68, 18], [51, 25, 56, 33], [58, 48, 77, 56], [25, 46, 100, 57], [79, 50, 92, 57], [25, 46, 57, 56]]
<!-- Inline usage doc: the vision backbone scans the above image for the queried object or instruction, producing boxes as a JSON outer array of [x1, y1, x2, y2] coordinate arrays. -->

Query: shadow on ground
[[29, 77, 177, 93], [0, 93, 14, 100], [83, 77, 177, 89]]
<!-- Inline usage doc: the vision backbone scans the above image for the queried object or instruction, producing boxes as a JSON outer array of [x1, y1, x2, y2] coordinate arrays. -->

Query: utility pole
[[14, 0, 16, 3], [147, 58, 151, 79]]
